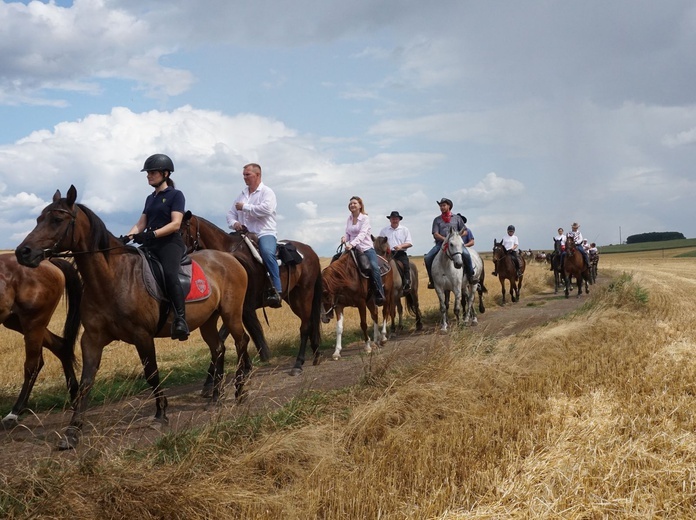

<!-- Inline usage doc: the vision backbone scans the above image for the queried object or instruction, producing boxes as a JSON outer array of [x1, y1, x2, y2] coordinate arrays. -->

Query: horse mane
[[76, 203, 115, 255], [322, 253, 356, 292]]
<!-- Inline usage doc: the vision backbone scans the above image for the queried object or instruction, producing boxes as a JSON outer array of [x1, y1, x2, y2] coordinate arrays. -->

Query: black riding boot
[[402, 264, 411, 293], [170, 283, 190, 341]]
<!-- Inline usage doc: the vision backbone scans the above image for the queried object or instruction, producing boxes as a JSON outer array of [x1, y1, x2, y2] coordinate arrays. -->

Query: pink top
[[345, 213, 374, 252]]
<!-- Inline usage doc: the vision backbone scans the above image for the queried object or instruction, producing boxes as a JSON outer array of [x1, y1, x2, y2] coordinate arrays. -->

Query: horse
[[180, 212, 323, 377], [372, 236, 423, 333], [492, 239, 526, 304], [321, 247, 393, 360], [15, 186, 250, 450], [550, 238, 564, 294], [0, 255, 82, 428], [563, 235, 591, 298], [431, 228, 466, 331]]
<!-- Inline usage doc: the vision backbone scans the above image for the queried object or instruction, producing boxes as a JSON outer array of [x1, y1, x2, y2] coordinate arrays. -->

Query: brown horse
[[492, 239, 526, 304], [372, 236, 423, 332], [0, 255, 81, 428], [15, 186, 250, 450], [180, 212, 323, 377], [563, 236, 590, 298], [321, 248, 393, 360]]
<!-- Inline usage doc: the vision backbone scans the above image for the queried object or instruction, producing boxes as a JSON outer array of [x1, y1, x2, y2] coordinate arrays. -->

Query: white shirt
[[379, 224, 413, 251], [554, 233, 567, 246], [567, 230, 583, 245], [226, 181, 277, 237], [502, 234, 518, 251]]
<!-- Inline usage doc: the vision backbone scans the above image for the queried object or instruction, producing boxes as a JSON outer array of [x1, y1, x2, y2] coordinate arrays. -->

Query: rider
[[550, 227, 567, 271], [342, 196, 386, 306], [379, 211, 413, 293], [226, 163, 282, 308], [566, 222, 590, 269], [492, 224, 521, 278], [126, 153, 189, 341], [424, 198, 474, 289]]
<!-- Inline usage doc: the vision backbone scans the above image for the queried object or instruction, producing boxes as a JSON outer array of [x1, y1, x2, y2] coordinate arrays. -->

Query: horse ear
[[184, 210, 192, 221], [66, 185, 77, 206], [52, 190, 61, 202]]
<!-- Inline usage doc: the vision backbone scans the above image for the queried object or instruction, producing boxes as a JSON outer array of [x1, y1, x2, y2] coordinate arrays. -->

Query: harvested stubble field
[[1, 250, 696, 518]]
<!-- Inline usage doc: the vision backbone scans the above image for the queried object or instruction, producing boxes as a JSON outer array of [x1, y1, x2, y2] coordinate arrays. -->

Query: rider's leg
[[259, 234, 282, 308], [364, 248, 385, 305], [156, 239, 190, 340], [462, 247, 474, 280], [424, 244, 439, 289], [395, 250, 411, 291]]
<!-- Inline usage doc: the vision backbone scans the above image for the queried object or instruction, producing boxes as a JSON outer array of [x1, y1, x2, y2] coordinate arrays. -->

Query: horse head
[[16, 185, 82, 267], [566, 235, 576, 251], [492, 239, 507, 262], [443, 228, 464, 269], [372, 235, 390, 258]]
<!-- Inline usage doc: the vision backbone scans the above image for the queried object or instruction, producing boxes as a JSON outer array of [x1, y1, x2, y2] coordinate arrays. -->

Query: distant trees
[[626, 232, 685, 244]]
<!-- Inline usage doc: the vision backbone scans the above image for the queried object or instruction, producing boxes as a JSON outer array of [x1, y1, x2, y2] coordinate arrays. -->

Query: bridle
[[182, 217, 202, 254], [443, 235, 463, 262], [37, 205, 130, 259]]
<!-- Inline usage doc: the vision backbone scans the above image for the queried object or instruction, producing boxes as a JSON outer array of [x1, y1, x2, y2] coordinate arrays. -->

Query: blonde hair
[[349, 196, 366, 214]]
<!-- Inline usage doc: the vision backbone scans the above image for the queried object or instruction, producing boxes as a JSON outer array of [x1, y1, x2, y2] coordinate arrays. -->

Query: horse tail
[[309, 270, 323, 347], [404, 292, 417, 317], [51, 259, 82, 370]]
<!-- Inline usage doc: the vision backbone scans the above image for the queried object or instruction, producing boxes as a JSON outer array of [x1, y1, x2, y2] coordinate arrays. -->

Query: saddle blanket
[[137, 249, 211, 302]]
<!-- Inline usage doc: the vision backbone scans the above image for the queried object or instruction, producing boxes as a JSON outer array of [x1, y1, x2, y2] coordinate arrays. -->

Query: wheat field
[[1, 250, 696, 518]]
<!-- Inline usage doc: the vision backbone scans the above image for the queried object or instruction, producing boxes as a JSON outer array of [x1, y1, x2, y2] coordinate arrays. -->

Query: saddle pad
[[187, 261, 211, 302], [138, 249, 211, 302]]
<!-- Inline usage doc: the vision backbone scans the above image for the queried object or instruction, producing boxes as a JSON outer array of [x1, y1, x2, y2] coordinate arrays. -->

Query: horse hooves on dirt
[[200, 384, 213, 399], [289, 367, 303, 376], [313, 352, 323, 366], [55, 426, 80, 451], [1, 414, 19, 430]]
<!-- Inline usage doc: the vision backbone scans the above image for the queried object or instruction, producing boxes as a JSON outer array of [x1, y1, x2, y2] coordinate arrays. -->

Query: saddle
[[351, 250, 391, 279], [234, 232, 304, 268], [136, 248, 211, 303]]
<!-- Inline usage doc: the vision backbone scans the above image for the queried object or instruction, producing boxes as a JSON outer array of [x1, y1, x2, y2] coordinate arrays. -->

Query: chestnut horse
[[180, 212, 323, 377], [321, 248, 393, 361], [0, 254, 81, 428], [492, 239, 526, 304], [15, 186, 250, 450], [563, 236, 590, 298], [372, 236, 423, 332]]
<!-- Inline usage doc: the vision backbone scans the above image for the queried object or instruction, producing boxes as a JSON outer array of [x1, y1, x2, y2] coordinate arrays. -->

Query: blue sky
[[2, 0, 696, 255]]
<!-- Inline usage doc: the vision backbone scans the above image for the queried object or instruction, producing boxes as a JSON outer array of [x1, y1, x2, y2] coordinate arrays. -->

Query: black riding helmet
[[141, 153, 174, 173], [507, 225, 515, 232]]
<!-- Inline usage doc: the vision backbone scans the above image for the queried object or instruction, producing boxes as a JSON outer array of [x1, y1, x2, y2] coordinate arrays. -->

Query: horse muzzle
[[15, 246, 50, 268]]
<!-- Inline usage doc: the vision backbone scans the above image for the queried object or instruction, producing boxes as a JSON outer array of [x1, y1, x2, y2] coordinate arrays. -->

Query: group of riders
[[126, 153, 599, 340], [549, 223, 599, 274]]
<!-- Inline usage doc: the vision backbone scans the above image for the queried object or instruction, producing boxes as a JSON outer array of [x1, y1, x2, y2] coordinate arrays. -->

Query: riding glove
[[132, 230, 156, 245], [118, 235, 132, 245]]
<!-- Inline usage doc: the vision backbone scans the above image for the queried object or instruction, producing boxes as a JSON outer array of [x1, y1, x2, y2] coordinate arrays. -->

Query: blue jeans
[[362, 248, 384, 295], [424, 243, 441, 280], [259, 234, 281, 291]]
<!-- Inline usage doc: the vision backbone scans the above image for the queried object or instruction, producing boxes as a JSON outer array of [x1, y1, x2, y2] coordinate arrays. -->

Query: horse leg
[[217, 304, 251, 401], [332, 310, 344, 360], [198, 320, 226, 402], [515, 275, 523, 302], [563, 273, 570, 298], [360, 303, 373, 354], [499, 278, 507, 304], [436, 288, 448, 331], [2, 326, 45, 427], [453, 288, 462, 326]]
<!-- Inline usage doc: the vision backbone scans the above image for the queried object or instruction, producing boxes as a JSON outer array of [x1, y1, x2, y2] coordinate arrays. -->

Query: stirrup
[[264, 288, 282, 308]]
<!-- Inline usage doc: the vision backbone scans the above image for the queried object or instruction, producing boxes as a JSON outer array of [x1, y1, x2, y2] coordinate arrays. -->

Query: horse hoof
[[289, 367, 303, 376], [365, 346, 372, 354], [313, 353, 323, 366], [332, 353, 341, 361], [56, 426, 80, 451], [1, 414, 19, 429], [200, 384, 213, 399]]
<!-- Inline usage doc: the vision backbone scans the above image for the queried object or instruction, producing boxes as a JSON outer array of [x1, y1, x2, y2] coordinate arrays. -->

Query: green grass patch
[[599, 238, 696, 254]]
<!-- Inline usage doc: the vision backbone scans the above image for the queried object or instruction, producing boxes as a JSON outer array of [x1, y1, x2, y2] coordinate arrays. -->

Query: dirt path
[[0, 275, 601, 467]]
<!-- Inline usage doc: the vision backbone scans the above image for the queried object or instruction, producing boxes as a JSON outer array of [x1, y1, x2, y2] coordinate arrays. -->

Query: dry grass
[[3, 252, 696, 518]]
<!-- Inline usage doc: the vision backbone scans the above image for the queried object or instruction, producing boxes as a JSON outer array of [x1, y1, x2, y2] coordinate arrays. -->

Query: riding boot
[[264, 286, 282, 308], [170, 284, 190, 341], [402, 263, 411, 293]]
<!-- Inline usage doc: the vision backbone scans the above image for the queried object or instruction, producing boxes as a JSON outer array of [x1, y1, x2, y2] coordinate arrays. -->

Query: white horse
[[461, 248, 486, 326], [432, 228, 465, 331]]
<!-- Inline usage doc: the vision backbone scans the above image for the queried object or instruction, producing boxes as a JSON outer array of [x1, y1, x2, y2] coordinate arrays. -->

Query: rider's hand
[[132, 230, 155, 245], [117, 235, 131, 245]]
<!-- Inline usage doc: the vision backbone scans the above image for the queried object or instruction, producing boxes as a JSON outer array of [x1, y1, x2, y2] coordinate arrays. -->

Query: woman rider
[[125, 153, 189, 340]]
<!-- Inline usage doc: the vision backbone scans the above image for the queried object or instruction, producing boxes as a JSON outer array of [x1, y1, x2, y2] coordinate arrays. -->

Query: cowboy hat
[[436, 198, 453, 209], [386, 211, 403, 220]]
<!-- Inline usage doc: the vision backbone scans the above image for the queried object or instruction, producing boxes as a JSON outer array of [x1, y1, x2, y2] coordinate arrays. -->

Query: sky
[[1, 0, 695, 256]]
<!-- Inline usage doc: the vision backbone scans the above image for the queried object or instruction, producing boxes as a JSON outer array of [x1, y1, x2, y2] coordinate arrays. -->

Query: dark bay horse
[[550, 238, 564, 294], [0, 255, 81, 428], [372, 236, 423, 332], [15, 186, 250, 450], [321, 248, 393, 360], [180, 212, 323, 377], [563, 236, 590, 298], [492, 239, 525, 304]]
